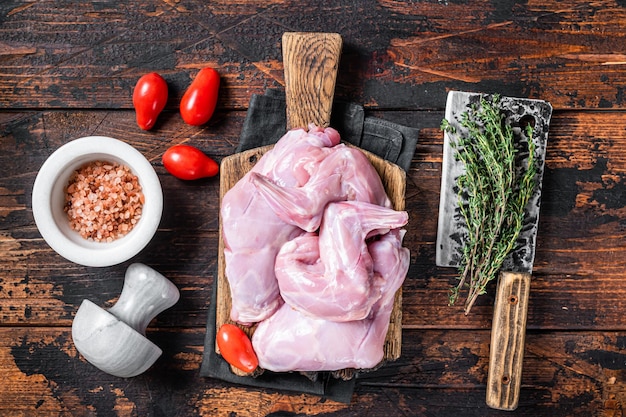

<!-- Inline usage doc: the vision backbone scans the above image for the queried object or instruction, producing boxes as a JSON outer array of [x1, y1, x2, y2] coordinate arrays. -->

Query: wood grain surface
[[283, 32, 342, 129], [486, 271, 532, 411], [2, 0, 626, 416]]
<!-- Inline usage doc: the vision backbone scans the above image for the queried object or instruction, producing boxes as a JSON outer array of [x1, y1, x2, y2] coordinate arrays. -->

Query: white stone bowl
[[32, 136, 163, 267]]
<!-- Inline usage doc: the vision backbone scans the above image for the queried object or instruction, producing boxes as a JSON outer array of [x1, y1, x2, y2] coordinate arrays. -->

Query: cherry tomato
[[216, 324, 258, 373], [132, 72, 168, 130], [162, 144, 219, 180], [180, 67, 220, 126]]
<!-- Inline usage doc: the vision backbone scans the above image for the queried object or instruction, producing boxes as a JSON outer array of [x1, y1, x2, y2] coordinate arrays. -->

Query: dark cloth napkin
[[235, 89, 419, 172], [199, 89, 419, 403]]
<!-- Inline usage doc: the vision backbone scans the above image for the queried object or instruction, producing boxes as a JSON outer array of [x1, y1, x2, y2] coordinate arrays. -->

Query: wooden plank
[[283, 32, 342, 129], [0, 327, 622, 416], [2, 1, 625, 414], [2, 1, 626, 110], [2, 110, 626, 331]]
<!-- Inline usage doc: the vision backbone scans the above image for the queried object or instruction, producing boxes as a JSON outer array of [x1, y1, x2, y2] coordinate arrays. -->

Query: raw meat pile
[[221, 125, 410, 372]]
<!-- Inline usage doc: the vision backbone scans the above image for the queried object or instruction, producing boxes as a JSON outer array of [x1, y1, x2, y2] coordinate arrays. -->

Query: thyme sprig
[[441, 94, 536, 315]]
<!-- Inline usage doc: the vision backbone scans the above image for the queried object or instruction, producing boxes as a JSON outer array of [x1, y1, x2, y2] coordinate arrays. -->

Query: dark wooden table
[[2, 1, 626, 416]]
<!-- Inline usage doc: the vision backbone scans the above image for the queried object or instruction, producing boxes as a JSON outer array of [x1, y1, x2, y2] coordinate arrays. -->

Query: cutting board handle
[[486, 271, 531, 411], [282, 32, 342, 130]]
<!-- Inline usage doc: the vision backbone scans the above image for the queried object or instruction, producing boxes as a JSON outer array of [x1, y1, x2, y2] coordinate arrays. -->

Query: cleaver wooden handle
[[486, 271, 531, 411], [282, 32, 342, 130]]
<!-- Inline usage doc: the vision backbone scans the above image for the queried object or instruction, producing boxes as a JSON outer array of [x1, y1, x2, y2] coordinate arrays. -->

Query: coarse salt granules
[[64, 160, 145, 242]]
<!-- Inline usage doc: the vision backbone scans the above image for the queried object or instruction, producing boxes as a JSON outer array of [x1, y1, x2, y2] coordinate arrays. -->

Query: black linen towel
[[235, 89, 418, 172], [199, 89, 419, 403]]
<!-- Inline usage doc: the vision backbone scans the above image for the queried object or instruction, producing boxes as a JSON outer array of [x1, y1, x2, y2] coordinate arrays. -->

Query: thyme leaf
[[442, 94, 536, 315]]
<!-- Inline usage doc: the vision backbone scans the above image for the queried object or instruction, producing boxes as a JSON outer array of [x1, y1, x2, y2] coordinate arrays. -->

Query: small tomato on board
[[162, 144, 219, 180], [180, 67, 220, 126], [132, 72, 168, 130], [216, 324, 258, 373]]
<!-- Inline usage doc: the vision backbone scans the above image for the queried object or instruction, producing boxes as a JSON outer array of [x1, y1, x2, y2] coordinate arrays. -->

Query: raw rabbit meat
[[221, 126, 340, 324], [252, 227, 410, 372], [250, 143, 391, 232], [273, 201, 408, 322], [222, 125, 395, 325], [223, 124, 411, 373]]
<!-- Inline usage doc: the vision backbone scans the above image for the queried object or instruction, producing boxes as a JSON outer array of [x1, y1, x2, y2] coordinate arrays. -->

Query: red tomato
[[162, 144, 219, 180], [132, 72, 168, 130], [180, 67, 220, 126], [216, 324, 258, 373]]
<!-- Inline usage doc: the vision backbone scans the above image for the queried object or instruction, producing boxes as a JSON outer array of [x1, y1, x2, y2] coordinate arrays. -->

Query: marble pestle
[[72, 263, 180, 377]]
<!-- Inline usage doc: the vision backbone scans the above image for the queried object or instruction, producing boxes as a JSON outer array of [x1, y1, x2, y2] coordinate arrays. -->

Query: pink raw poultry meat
[[252, 225, 410, 372], [221, 126, 340, 324], [222, 125, 397, 325], [272, 201, 408, 322], [250, 143, 391, 232]]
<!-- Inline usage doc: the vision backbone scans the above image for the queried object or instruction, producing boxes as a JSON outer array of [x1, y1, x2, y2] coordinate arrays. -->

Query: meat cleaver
[[436, 91, 552, 410]]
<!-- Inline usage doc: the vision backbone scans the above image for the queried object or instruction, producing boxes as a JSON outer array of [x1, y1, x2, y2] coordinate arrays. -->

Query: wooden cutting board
[[215, 32, 407, 377]]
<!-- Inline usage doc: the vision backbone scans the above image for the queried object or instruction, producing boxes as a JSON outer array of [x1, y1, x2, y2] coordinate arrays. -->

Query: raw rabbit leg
[[250, 144, 391, 233], [274, 201, 408, 322], [252, 228, 410, 372], [221, 126, 340, 324]]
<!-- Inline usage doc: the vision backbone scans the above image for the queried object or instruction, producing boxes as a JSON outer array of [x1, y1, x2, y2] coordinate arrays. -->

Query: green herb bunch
[[441, 95, 536, 315]]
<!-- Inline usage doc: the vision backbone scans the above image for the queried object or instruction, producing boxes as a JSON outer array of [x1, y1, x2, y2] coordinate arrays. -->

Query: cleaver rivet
[[509, 295, 519, 305], [501, 375, 511, 385]]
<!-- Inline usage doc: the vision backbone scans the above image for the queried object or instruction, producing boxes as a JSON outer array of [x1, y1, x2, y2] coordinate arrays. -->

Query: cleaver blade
[[436, 91, 552, 411]]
